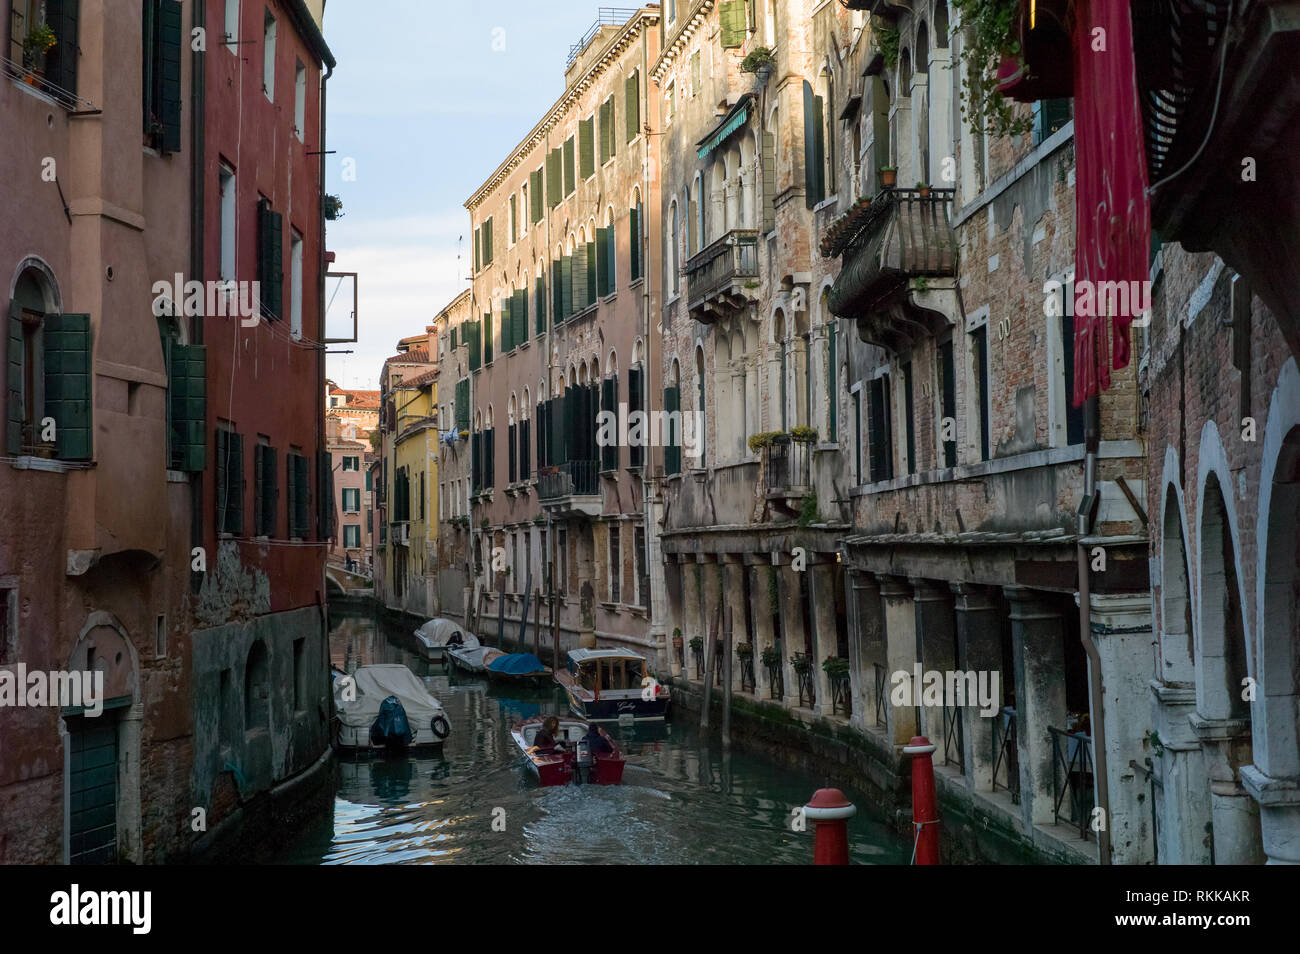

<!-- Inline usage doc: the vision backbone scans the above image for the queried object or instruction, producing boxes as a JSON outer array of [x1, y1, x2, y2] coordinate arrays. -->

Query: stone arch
[[9, 255, 62, 313], [1197, 468, 1250, 721], [244, 639, 270, 730], [1161, 474, 1196, 686]]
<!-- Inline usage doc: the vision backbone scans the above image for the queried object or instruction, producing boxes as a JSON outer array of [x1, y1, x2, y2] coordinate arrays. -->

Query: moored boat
[[510, 716, 625, 786], [554, 648, 670, 722], [446, 643, 505, 674], [332, 663, 451, 752], [412, 618, 476, 662], [486, 652, 552, 687]]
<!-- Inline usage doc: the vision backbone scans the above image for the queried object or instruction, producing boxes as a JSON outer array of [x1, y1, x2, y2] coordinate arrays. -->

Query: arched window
[[935, 2, 950, 48], [899, 48, 912, 94], [774, 309, 788, 430], [916, 22, 929, 75]]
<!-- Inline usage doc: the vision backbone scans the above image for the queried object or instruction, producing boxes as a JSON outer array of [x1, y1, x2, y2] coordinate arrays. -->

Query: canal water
[[277, 603, 908, 865]]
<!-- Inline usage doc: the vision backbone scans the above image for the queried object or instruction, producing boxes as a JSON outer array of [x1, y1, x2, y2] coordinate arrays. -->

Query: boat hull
[[562, 688, 670, 722], [511, 717, 626, 786]]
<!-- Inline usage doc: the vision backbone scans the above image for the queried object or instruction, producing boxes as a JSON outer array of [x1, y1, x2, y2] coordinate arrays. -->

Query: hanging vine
[[949, 0, 1034, 138]]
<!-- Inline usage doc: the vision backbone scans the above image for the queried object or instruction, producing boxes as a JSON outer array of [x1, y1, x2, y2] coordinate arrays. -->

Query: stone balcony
[[685, 229, 760, 325], [825, 188, 957, 348], [538, 459, 601, 517]]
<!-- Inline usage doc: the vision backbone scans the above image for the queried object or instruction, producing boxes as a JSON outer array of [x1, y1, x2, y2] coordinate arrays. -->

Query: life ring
[[431, 714, 451, 740]]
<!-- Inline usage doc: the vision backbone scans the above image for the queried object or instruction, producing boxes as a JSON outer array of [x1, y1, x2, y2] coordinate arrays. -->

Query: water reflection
[[281, 604, 908, 865]]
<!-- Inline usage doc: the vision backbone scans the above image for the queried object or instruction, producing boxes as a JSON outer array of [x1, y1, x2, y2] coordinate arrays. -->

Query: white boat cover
[[448, 646, 504, 671], [414, 618, 472, 647], [334, 664, 445, 730]]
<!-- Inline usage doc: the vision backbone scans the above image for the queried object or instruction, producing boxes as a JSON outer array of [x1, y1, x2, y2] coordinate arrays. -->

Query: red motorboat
[[510, 716, 626, 786]]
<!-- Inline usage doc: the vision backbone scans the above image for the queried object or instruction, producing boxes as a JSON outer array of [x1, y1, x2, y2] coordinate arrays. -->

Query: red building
[[186, 0, 337, 851]]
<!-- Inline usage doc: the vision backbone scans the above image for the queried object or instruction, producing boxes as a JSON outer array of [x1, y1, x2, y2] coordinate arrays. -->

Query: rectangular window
[[1033, 98, 1070, 146], [608, 523, 621, 603], [868, 375, 893, 483], [257, 197, 283, 319], [343, 487, 360, 512], [720, 0, 746, 47], [634, 525, 648, 608], [263, 9, 276, 101], [482, 217, 494, 265], [290, 229, 303, 339], [1055, 277, 1086, 446], [344, 525, 360, 548], [902, 361, 917, 475], [0, 583, 17, 665], [625, 70, 640, 142], [219, 164, 236, 282], [143, 0, 183, 153], [342, 455, 358, 471], [509, 193, 517, 245], [224, 0, 239, 50], [970, 324, 991, 462], [216, 426, 244, 535], [557, 528, 568, 596], [253, 441, 277, 536], [852, 388, 863, 485], [599, 96, 616, 164], [938, 339, 957, 468], [294, 61, 306, 140], [286, 449, 310, 539], [691, 51, 701, 96]]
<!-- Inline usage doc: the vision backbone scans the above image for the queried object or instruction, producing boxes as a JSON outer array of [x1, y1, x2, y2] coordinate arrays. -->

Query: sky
[[321, 0, 623, 391]]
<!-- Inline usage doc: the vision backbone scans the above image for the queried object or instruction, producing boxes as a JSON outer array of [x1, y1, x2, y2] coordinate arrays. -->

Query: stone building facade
[[464, 8, 662, 660], [433, 288, 473, 626]]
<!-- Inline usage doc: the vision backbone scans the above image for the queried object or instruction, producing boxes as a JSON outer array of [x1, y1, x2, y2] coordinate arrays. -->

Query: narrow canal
[[277, 603, 909, 865]]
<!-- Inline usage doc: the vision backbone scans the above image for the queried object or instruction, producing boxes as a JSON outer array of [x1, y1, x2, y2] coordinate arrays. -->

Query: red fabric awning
[[1071, 0, 1151, 407]]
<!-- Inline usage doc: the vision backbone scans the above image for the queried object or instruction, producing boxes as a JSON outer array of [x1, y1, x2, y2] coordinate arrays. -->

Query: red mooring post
[[904, 735, 939, 864], [804, 788, 856, 865]]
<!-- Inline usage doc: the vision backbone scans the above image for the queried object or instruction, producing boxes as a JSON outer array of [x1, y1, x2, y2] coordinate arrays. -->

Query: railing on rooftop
[[566, 8, 640, 69]]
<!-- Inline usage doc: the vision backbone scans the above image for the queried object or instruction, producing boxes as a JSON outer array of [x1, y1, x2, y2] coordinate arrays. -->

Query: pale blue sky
[[322, 1, 626, 390]]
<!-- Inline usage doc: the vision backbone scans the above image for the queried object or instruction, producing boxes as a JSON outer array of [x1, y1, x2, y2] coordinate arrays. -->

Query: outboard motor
[[574, 737, 593, 785], [370, 695, 415, 750]]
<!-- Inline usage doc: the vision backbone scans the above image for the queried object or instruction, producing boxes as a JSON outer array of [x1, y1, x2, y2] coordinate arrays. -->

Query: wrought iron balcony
[[1049, 726, 1096, 840], [824, 188, 957, 348], [992, 706, 1020, 804], [685, 229, 760, 324], [538, 459, 600, 516], [761, 436, 812, 516]]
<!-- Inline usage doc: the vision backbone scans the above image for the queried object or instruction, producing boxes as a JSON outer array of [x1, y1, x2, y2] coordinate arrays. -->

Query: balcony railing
[[538, 459, 599, 501], [1049, 727, 1096, 840], [685, 229, 759, 323], [943, 700, 965, 772], [793, 653, 815, 709], [874, 663, 888, 729], [825, 189, 957, 336], [762, 437, 812, 495]]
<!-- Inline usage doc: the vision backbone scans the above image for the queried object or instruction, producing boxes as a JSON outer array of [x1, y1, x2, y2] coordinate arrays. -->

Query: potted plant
[[880, 166, 897, 188], [689, 635, 704, 654], [792, 654, 812, 675], [22, 23, 56, 78], [789, 425, 818, 443], [917, 181, 932, 197], [671, 627, 684, 650], [739, 46, 776, 81], [759, 646, 781, 668], [822, 655, 850, 678], [747, 430, 786, 453], [736, 641, 753, 658], [323, 193, 344, 221]]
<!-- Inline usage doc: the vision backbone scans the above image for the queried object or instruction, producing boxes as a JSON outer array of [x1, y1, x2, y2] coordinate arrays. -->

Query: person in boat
[[584, 722, 613, 757], [534, 716, 564, 751]]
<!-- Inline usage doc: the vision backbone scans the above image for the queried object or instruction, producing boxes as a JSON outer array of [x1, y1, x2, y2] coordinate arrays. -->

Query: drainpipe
[[640, 20, 656, 661], [188, 0, 206, 594], [1078, 394, 1112, 864], [318, 56, 334, 635]]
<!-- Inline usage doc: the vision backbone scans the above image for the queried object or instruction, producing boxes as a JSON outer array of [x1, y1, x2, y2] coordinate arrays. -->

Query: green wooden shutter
[[44, 0, 79, 98], [43, 312, 92, 460], [473, 227, 481, 272], [560, 256, 573, 319], [628, 367, 644, 467], [762, 131, 776, 232], [455, 378, 470, 431], [595, 228, 608, 297], [290, 452, 310, 538], [535, 275, 546, 335], [573, 245, 588, 312], [502, 296, 513, 352], [483, 312, 493, 364], [547, 149, 561, 207], [7, 301, 24, 455], [318, 450, 335, 540], [664, 386, 681, 475], [484, 217, 493, 264], [466, 319, 481, 370], [514, 289, 527, 345], [563, 136, 576, 196], [169, 343, 206, 471], [803, 82, 824, 207], [531, 168, 544, 222], [450, 326, 457, 350], [626, 71, 640, 141], [158, 0, 183, 153], [258, 200, 283, 319], [509, 195, 517, 244], [720, 0, 745, 47], [217, 430, 244, 534], [607, 96, 617, 158], [579, 117, 595, 179], [601, 376, 617, 470], [598, 100, 610, 164], [586, 241, 597, 305], [551, 260, 563, 324], [628, 206, 641, 282], [254, 444, 265, 534]]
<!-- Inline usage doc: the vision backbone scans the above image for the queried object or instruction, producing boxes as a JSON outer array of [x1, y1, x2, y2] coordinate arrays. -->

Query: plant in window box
[[688, 635, 703, 653], [791, 654, 812, 675], [735, 642, 753, 658], [821, 655, 849, 679], [671, 627, 683, 649], [22, 24, 57, 76], [879, 166, 897, 188], [789, 425, 818, 443], [759, 646, 781, 668], [747, 430, 785, 453], [739, 46, 775, 79]]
